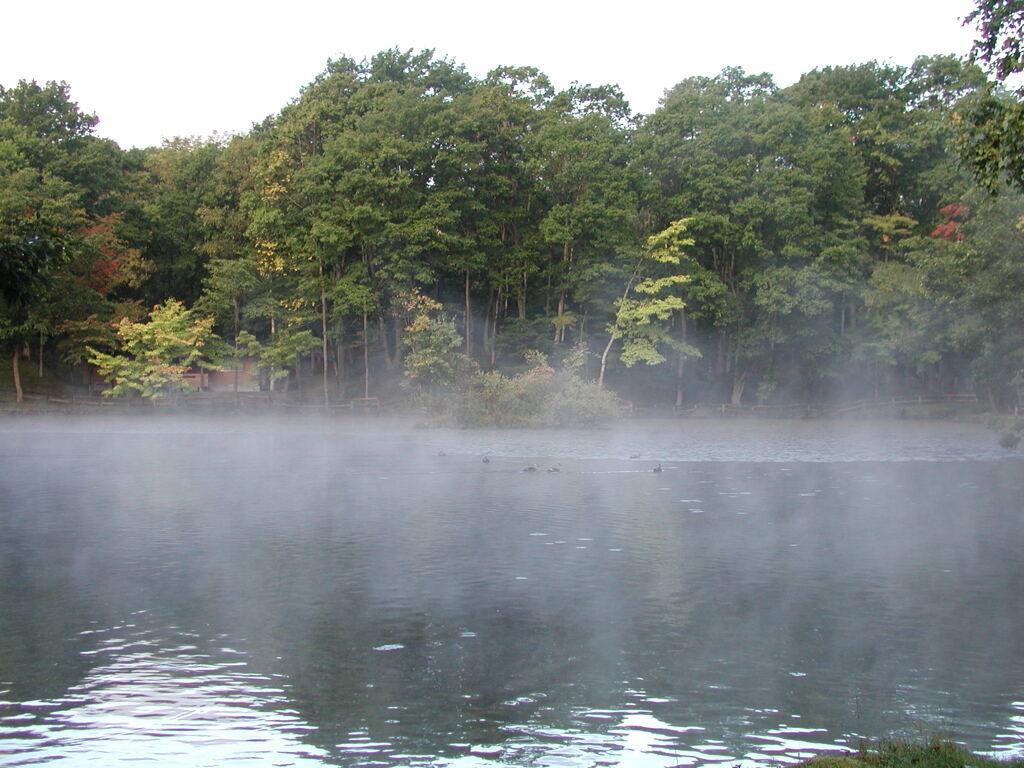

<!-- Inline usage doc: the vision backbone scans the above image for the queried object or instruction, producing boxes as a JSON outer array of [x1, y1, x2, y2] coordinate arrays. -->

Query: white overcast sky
[[3, 0, 981, 149]]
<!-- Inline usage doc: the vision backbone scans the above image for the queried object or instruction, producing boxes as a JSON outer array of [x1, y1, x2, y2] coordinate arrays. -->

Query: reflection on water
[[0, 417, 1022, 766], [0, 620, 326, 766]]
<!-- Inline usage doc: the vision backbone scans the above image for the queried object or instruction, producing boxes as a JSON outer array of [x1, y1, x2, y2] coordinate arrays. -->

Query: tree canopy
[[4, 34, 1024, 413]]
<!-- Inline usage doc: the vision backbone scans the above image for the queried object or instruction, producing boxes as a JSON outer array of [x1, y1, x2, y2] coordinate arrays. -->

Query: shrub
[[450, 346, 619, 427]]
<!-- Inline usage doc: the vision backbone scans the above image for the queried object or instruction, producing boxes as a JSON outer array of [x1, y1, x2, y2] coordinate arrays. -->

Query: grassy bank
[[803, 739, 1022, 768]]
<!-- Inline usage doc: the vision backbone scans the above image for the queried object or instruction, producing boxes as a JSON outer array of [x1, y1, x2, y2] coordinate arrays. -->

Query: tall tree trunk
[[232, 297, 240, 402], [465, 267, 472, 356], [553, 241, 571, 344], [321, 280, 329, 409], [269, 316, 276, 393], [363, 312, 370, 399], [393, 315, 403, 367], [12, 349, 23, 404], [379, 316, 393, 371], [490, 297, 499, 368], [484, 286, 495, 361], [553, 290, 565, 344], [598, 264, 644, 390], [731, 370, 747, 406], [675, 308, 687, 409], [518, 271, 528, 319], [597, 335, 615, 390], [335, 320, 344, 398], [38, 332, 44, 377]]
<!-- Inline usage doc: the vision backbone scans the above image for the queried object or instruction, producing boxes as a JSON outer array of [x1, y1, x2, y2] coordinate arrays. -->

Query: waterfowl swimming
[[652, 464, 663, 473], [437, 449, 447, 456], [629, 453, 640, 459], [482, 454, 491, 463], [547, 463, 561, 473], [522, 463, 539, 472]]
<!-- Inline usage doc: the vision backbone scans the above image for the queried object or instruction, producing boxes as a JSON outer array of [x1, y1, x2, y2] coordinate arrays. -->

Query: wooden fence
[[826, 393, 979, 416]]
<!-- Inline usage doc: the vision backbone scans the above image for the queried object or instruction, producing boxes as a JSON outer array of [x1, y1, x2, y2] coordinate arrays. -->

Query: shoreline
[[795, 738, 1024, 768], [0, 392, 992, 423]]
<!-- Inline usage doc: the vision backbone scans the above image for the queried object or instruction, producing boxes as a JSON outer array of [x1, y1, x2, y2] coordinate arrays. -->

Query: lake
[[0, 416, 1022, 767]]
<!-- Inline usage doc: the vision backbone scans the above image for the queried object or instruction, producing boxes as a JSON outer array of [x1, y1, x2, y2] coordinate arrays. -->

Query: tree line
[[3, 37, 1024, 412]]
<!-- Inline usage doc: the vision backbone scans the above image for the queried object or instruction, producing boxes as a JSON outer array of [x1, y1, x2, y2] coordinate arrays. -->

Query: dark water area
[[1, 417, 1022, 767]]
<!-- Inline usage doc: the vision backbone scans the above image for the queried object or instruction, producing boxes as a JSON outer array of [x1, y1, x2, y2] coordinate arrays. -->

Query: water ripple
[[0, 626, 328, 767]]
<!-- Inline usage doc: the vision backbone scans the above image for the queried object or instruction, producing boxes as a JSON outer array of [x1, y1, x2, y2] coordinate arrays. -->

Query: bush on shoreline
[[435, 347, 620, 428], [801, 738, 1023, 768]]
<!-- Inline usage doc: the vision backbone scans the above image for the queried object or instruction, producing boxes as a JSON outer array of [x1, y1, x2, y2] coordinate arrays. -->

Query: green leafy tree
[[470, 66, 552, 331], [88, 299, 215, 400], [787, 58, 982, 220], [132, 138, 228, 305], [238, 326, 320, 393], [959, 1, 1024, 191], [952, 192, 1024, 408], [431, 65, 552, 363], [0, 80, 96, 400], [598, 219, 693, 387], [536, 84, 638, 346], [400, 289, 477, 394], [245, 51, 472, 401], [641, 69, 868, 403], [48, 212, 153, 379]]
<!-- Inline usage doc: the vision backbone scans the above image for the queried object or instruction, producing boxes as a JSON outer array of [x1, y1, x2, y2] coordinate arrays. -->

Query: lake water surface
[[1, 416, 1022, 767]]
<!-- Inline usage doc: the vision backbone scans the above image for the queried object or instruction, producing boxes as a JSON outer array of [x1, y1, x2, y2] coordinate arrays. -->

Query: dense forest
[[4, 11, 1024, 416]]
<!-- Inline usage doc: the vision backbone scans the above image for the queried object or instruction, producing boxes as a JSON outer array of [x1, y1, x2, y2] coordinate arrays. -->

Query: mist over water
[[1, 417, 1022, 767]]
